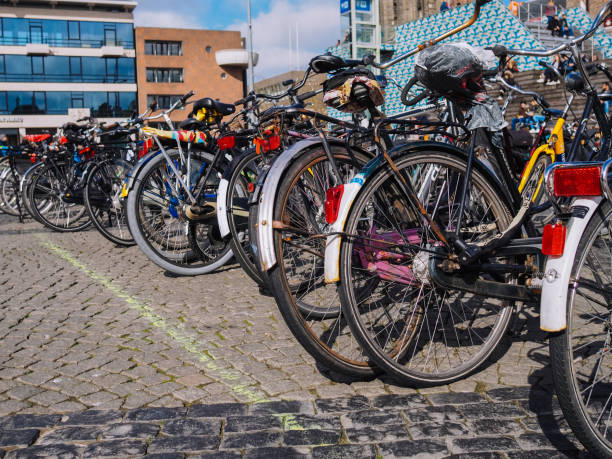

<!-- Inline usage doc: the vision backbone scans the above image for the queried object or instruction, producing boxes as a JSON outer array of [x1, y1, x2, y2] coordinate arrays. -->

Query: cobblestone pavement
[[0, 215, 587, 457]]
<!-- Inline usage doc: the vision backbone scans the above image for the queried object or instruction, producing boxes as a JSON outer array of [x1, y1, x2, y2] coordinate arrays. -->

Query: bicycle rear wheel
[[84, 158, 135, 246], [28, 161, 91, 232], [340, 150, 515, 385], [268, 145, 377, 377], [550, 200, 612, 458]]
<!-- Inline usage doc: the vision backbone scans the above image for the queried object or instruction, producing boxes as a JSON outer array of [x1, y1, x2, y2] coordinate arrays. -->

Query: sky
[[134, 0, 341, 81]]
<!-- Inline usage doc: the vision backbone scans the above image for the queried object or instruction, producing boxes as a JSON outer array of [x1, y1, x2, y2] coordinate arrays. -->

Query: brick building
[[135, 27, 245, 123]]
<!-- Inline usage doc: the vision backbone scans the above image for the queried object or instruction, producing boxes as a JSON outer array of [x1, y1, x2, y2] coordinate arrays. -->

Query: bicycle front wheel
[[340, 149, 515, 386], [550, 200, 612, 458]]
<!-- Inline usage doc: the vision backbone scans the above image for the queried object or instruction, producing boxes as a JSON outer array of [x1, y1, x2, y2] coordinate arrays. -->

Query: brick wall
[[135, 27, 244, 123]]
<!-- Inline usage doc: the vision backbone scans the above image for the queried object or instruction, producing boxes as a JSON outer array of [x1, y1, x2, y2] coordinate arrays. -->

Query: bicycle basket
[[322, 68, 385, 113]]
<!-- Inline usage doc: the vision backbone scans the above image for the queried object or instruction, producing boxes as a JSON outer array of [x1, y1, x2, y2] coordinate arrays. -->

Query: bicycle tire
[[340, 150, 515, 385], [267, 145, 378, 377], [28, 161, 91, 232], [226, 149, 266, 286], [84, 158, 135, 246], [126, 149, 233, 275], [549, 200, 612, 458]]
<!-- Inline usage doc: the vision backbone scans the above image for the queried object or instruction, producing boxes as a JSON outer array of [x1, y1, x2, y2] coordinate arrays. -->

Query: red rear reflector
[[553, 166, 602, 197], [217, 136, 236, 150], [542, 223, 566, 256], [247, 182, 255, 193], [325, 185, 344, 224]]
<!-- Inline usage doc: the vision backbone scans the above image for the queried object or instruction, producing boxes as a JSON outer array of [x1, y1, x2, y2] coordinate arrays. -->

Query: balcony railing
[[0, 37, 134, 49]]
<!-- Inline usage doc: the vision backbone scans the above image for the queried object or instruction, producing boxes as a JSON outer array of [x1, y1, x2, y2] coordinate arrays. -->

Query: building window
[[0, 18, 133, 49], [146, 68, 183, 83], [147, 95, 181, 110], [205, 45, 212, 53], [0, 91, 136, 116], [144, 40, 182, 56], [0, 55, 135, 83]]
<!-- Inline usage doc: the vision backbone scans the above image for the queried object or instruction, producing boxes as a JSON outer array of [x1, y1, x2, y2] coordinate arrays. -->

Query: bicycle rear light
[[325, 185, 344, 224], [217, 136, 236, 150], [553, 166, 602, 197], [542, 223, 566, 257]]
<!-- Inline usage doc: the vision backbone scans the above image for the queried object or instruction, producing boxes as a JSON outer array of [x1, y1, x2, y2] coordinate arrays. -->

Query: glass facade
[[145, 68, 183, 83], [0, 18, 134, 48], [0, 55, 135, 83], [0, 91, 137, 117], [144, 41, 182, 56]]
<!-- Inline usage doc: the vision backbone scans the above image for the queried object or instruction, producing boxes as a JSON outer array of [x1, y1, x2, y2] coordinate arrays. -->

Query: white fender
[[216, 178, 230, 237], [324, 176, 366, 283], [256, 138, 320, 271], [540, 197, 602, 332]]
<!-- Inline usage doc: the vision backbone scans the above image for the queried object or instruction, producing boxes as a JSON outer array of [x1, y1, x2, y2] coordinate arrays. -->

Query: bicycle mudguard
[[256, 138, 320, 271], [540, 196, 602, 332], [323, 141, 515, 284], [217, 148, 256, 238]]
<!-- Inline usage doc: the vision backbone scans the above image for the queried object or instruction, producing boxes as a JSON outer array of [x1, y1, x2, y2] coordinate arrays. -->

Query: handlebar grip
[[362, 54, 376, 66], [297, 90, 318, 102], [282, 79, 294, 87], [538, 97, 550, 109], [76, 117, 89, 122], [489, 45, 509, 58], [538, 60, 549, 68], [344, 58, 362, 67], [234, 94, 255, 105], [181, 90, 194, 103]]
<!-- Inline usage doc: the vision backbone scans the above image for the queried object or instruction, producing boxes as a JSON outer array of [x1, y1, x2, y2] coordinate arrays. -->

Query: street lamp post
[[247, 0, 255, 93]]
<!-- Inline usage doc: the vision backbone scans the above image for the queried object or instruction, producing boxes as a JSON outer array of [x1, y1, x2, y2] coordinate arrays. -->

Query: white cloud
[[227, 0, 340, 81], [134, 1, 203, 29]]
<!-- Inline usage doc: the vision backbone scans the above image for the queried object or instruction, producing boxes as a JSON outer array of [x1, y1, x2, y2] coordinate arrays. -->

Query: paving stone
[[468, 418, 524, 435], [314, 396, 370, 413], [515, 432, 580, 451], [143, 454, 186, 459], [162, 418, 221, 437], [0, 413, 61, 429], [312, 444, 377, 458], [427, 392, 486, 406], [341, 409, 405, 429], [225, 414, 282, 432], [83, 439, 147, 457], [486, 386, 532, 402], [445, 453, 505, 459], [221, 431, 283, 449], [402, 405, 463, 423], [506, 450, 579, 459], [190, 452, 241, 459], [188, 403, 247, 418], [102, 422, 160, 439], [250, 400, 313, 415], [60, 409, 123, 425], [126, 406, 186, 421], [148, 435, 220, 453], [346, 424, 408, 443], [461, 402, 526, 419], [283, 429, 340, 446], [245, 446, 310, 459], [408, 421, 470, 439], [6, 444, 83, 458], [450, 436, 520, 453], [37, 426, 102, 444], [378, 439, 448, 458], [371, 393, 428, 410], [0, 429, 39, 447]]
